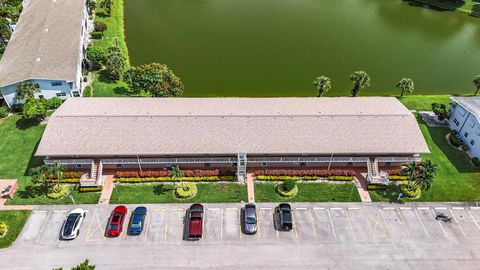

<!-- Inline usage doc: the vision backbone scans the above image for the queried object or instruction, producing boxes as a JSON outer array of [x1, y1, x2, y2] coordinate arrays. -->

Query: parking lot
[[15, 203, 480, 247]]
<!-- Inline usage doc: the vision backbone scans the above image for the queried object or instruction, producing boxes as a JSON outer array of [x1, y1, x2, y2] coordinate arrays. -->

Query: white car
[[61, 208, 86, 240]]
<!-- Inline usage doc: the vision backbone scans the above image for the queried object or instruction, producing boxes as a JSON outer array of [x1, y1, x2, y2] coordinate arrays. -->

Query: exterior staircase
[[80, 160, 104, 187]]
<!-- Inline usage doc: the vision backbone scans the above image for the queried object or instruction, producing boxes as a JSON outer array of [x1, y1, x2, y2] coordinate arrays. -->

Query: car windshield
[[64, 213, 80, 233], [280, 207, 291, 211], [109, 224, 119, 230], [131, 222, 141, 228], [112, 216, 120, 222], [246, 217, 256, 224]]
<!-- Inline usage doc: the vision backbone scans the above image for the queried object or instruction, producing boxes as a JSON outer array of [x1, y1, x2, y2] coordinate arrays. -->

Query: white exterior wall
[[448, 102, 480, 159], [1, 79, 74, 107]]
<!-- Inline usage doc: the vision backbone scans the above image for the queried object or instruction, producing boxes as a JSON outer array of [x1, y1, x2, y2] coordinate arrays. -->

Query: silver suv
[[243, 204, 258, 234]]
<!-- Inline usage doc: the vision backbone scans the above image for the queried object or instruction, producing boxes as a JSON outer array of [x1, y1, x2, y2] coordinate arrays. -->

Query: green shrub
[[45, 178, 80, 184], [472, 157, 480, 167], [462, 144, 469, 152], [44, 97, 63, 110], [283, 179, 296, 192], [471, 4, 480, 17], [400, 182, 421, 198], [0, 221, 7, 237], [116, 176, 236, 183], [327, 176, 354, 181], [174, 183, 197, 199], [449, 132, 463, 147], [275, 183, 298, 197], [87, 45, 106, 70], [367, 184, 389, 190], [0, 107, 8, 118], [94, 21, 107, 32], [46, 185, 69, 200], [79, 186, 103, 192], [91, 32, 103, 39], [256, 175, 302, 181], [432, 102, 449, 120]]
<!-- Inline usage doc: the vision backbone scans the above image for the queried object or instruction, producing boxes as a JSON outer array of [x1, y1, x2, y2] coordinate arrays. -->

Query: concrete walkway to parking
[[353, 172, 372, 203], [98, 175, 115, 205], [246, 173, 255, 203], [0, 205, 34, 211]]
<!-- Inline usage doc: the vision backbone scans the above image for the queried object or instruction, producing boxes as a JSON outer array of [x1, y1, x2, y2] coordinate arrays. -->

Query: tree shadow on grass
[[17, 185, 46, 199], [113, 87, 130, 96], [96, 11, 109, 18], [153, 184, 173, 195], [371, 186, 402, 203], [15, 117, 40, 130], [98, 70, 115, 84], [24, 140, 43, 176], [426, 125, 480, 173]]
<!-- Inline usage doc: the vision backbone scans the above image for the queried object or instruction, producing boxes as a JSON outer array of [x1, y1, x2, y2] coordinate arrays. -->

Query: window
[[459, 107, 466, 117], [470, 119, 476, 128], [261, 162, 267, 167], [347, 162, 353, 166], [204, 163, 211, 168], [72, 91, 80, 97], [51, 81, 62, 86], [386, 162, 392, 166], [116, 164, 123, 169], [299, 162, 306, 167], [465, 132, 469, 138], [454, 118, 460, 126], [38, 95, 44, 99], [56, 92, 67, 97], [76, 164, 83, 168], [471, 140, 475, 146]]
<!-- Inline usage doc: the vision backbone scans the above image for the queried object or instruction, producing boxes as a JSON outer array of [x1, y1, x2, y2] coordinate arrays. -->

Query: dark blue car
[[128, 206, 147, 235]]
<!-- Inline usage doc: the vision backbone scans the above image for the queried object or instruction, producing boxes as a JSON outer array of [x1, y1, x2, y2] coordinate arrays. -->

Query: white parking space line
[[452, 207, 464, 210], [53, 210, 67, 213], [435, 207, 447, 210], [431, 209, 448, 237], [209, 208, 220, 211], [35, 211, 52, 243], [418, 207, 429, 210], [295, 207, 307, 210], [220, 209, 223, 239], [448, 209, 466, 236], [396, 208, 411, 238], [326, 209, 336, 238], [400, 207, 411, 210], [224, 208, 236, 211], [348, 207, 360, 210], [330, 207, 342, 210], [470, 207, 480, 210], [308, 209, 317, 238], [383, 207, 394, 210], [313, 207, 325, 210], [33, 210, 47, 213], [466, 208, 480, 231], [260, 208, 272, 210]]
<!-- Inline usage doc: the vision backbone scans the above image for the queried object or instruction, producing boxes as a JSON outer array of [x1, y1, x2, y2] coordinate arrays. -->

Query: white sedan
[[61, 208, 87, 240]]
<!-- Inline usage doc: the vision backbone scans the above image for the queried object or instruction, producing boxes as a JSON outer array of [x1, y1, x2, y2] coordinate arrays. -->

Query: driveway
[[1, 202, 480, 269]]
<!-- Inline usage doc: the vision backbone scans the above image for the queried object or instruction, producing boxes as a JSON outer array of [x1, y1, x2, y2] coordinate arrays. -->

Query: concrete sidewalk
[[354, 173, 372, 203], [98, 175, 115, 205], [246, 173, 255, 203]]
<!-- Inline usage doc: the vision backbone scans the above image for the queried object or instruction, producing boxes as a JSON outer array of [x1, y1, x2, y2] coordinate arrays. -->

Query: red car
[[107, 205, 127, 237], [187, 204, 204, 240]]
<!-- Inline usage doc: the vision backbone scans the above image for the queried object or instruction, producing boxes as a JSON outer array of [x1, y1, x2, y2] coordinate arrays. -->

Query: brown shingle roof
[[0, 0, 85, 87], [35, 97, 430, 157]]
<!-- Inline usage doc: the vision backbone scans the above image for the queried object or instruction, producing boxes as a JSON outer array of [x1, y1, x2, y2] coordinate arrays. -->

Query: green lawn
[[0, 115, 100, 205], [90, 0, 131, 97], [397, 95, 452, 111], [255, 182, 361, 202], [370, 117, 480, 202], [110, 183, 248, 204], [0, 210, 31, 248]]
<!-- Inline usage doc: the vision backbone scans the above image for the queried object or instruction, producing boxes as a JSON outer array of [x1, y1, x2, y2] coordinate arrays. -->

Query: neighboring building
[[448, 97, 480, 158], [35, 97, 430, 186], [0, 0, 88, 107]]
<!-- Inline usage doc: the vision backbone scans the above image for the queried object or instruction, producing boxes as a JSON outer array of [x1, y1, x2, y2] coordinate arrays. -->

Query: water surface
[[125, 0, 480, 96]]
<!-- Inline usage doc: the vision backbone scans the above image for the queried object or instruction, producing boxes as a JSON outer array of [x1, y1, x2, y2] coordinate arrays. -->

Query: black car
[[275, 203, 293, 231], [243, 204, 257, 234]]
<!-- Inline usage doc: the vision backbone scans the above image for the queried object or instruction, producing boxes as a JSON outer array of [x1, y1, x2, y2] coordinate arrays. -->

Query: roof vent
[[44, 28, 48, 32], [36, 58, 41, 62]]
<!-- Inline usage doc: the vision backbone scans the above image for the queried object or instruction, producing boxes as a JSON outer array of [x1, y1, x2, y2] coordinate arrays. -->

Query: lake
[[124, 0, 480, 96]]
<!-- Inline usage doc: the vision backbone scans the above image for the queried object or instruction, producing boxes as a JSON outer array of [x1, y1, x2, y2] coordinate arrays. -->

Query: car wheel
[[83, 212, 86, 218]]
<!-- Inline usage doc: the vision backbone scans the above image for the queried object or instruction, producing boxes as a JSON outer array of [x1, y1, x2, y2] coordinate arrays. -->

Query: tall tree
[[16, 80, 40, 100], [313, 76, 331, 97], [104, 46, 125, 80], [401, 161, 418, 190], [22, 98, 46, 121], [473, 75, 480, 96], [125, 63, 184, 97], [170, 166, 186, 190], [396, 78, 414, 97], [48, 161, 66, 192], [350, 71, 370, 97], [30, 165, 49, 193]]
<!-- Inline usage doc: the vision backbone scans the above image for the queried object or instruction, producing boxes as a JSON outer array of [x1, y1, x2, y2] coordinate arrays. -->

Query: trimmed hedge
[[115, 169, 235, 178], [0, 107, 8, 118], [46, 171, 83, 179], [367, 184, 389, 190], [45, 178, 80, 184], [449, 132, 463, 147], [472, 157, 480, 167], [275, 183, 298, 197], [79, 186, 103, 192], [117, 176, 237, 183], [256, 175, 353, 181], [174, 183, 197, 199], [388, 175, 408, 181], [91, 31, 103, 39], [46, 185, 69, 200], [254, 169, 355, 177]]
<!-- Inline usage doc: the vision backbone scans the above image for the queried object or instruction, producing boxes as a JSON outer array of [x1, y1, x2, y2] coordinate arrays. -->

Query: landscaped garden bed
[[109, 183, 247, 204], [255, 182, 361, 202], [114, 169, 237, 183], [254, 169, 355, 182]]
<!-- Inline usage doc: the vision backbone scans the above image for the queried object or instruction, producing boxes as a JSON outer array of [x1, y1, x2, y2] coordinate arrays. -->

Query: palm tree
[[49, 161, 66, 192], [401, 161, 418, 189], [313, 76, 331, 97], [30, 165, 49, 193], [396, 78, 414, 97], [473, 75, 480, 96], [350, 71, 370, 97], [416, 160, 437, 190], [15, 80, 40, 101], [170, 166, 186, 190]]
